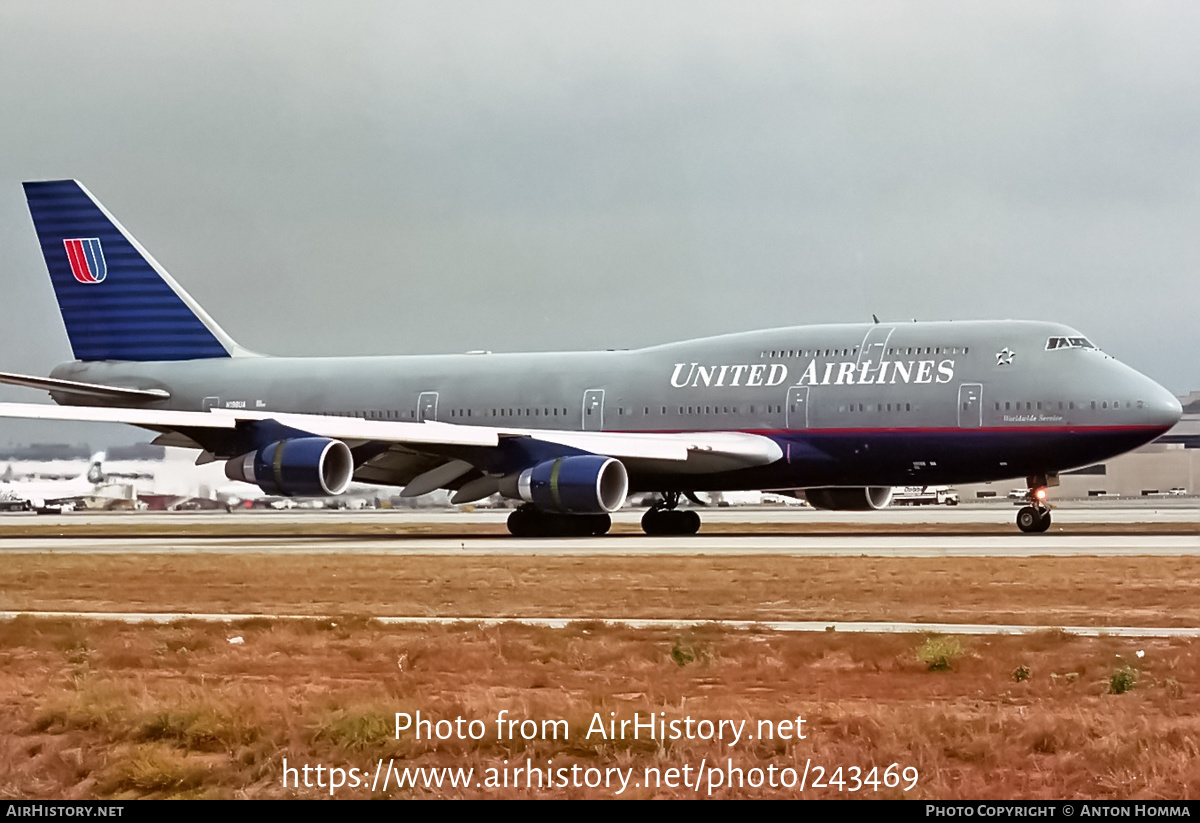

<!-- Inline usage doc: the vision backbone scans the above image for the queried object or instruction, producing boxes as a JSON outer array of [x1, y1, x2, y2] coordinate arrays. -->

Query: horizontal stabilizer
[[0, 402, 498, 448], [0, 371, 170, 402], [0, 401, 238, 430]]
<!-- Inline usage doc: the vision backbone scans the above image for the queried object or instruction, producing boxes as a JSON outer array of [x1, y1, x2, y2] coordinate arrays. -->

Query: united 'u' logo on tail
[[63, 238, 107, 283]]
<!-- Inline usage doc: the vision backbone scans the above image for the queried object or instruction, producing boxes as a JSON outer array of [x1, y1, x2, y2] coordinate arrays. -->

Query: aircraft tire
[[507, 507, 539, 537], [1034, 510, 1052, 532], [508, 507, 610, 537], [1016, 506, 1041, 533], [641, 509, 701, 536]]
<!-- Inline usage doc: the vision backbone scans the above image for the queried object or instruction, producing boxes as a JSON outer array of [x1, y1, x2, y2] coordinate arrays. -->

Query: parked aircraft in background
[[214, 480, 387, 511], [0, 180, 1182, 534], [0, 452, 105, 512]]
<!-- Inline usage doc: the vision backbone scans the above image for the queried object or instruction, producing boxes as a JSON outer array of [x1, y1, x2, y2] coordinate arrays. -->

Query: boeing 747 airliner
[[0, 180, 1182, 535]]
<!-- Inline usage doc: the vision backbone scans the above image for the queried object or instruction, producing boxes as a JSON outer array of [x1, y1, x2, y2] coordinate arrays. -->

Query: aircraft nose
[[1142, 379, 1182, 431]]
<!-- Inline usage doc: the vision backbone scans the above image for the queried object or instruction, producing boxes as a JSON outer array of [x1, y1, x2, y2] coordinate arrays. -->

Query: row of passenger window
[[326, 408, 574, 420], [329, 406, 798, 420], [759, 346, 970, 359], [837, 403, 913, 414], [458, 408, 571, 418], [327, 410, 415, 419], [622, 405, 785, 416], [994, 400, 1146, 412]]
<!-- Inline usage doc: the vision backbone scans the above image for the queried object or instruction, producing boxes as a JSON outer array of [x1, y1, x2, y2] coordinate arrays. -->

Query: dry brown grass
[[3, 550, 1198, 799], [1, 618, 1197, 799], [3, 554, 1200, 626]]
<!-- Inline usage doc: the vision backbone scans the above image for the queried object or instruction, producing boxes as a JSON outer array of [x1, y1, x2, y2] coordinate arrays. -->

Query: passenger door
[[582, 389, 605, 431], [857, 326, 895, 382], [417, 392, 439, 422], [786, 386, 809, 429], [957, 383, 982, 428]]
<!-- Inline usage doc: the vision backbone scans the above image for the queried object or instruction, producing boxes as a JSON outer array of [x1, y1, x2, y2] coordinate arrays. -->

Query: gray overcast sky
[[1, 1, 1198, 445]]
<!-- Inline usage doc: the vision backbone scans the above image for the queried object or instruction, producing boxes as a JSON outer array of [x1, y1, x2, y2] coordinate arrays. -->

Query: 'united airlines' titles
[[670, 359, 956, 389]]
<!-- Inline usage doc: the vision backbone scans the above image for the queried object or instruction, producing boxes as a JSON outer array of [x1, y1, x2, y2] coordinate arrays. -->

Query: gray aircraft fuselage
[[47, 319, 1182, 493]]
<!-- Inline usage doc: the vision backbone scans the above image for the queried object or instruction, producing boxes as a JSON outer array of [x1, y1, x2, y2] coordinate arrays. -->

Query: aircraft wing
[[0, 402, 782, 491]]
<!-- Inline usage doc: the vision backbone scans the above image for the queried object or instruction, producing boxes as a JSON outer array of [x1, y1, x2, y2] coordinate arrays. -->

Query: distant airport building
[[105, 443, 167, 461], [0, 442, 92, 461]]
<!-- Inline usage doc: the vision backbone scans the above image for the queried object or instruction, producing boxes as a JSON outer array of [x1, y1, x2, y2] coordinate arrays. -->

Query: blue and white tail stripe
[[23, 180, 243, 362]]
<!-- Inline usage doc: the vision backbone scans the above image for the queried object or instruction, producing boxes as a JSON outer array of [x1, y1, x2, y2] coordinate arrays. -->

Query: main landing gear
[[641, 492, 701, 536], [506, 504, 611, 537], [504, 493, 703, 538], [1016, 482, 1052, 533]]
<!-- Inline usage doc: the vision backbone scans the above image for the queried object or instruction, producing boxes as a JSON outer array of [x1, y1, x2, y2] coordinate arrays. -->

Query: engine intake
[[225, 437, 353, 497], [804, 486, 894, 511], [511, 455, 629, 514]]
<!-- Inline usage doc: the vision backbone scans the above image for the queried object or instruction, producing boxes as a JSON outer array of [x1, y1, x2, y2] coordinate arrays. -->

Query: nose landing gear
[[1016, 483, 1052, 533]]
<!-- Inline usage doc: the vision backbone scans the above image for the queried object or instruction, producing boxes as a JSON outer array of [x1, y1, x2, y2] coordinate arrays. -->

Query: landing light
[[1034, 487, 1048, 501]]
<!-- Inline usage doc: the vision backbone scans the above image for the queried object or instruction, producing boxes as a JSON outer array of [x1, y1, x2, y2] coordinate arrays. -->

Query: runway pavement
[[1, 533, 1199, 555], [2, 496, 1200, 527], [0, 503, 1196, 555], [4, 499, 1200, 528]]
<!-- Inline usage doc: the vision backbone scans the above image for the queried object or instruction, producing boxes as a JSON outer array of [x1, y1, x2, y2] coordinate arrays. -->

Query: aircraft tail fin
[[85, 452, 105, 485], [23, 180, 246, 362]]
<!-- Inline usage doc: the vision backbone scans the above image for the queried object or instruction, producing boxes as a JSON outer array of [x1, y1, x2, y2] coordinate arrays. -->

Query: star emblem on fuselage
[[996, 347, 1015, 366]]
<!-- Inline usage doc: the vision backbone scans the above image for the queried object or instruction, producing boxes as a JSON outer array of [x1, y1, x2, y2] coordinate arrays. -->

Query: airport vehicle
[[0, 451, 105, 513], [0, 491, 32, 512], [0, 180, 1183, 535], [892, 486, 959, 506]]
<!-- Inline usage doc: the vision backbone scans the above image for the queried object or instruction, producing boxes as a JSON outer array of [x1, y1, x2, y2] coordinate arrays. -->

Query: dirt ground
[[2, 553, 1200, 626], [1, 553, 1198, 799]]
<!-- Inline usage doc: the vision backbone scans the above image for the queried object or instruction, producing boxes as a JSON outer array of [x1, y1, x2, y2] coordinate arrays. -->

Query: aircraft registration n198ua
[[0, 180, 1182, 535]]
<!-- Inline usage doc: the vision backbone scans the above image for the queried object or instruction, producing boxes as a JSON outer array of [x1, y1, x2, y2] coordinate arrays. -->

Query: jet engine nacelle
[[804, 486, 895, 511], [511, 455, 629, 514], [225, 437, 354, 497]]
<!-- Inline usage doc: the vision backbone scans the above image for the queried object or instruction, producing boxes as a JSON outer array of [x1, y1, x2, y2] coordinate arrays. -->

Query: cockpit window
[[1046, 336, 1098, 351]]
